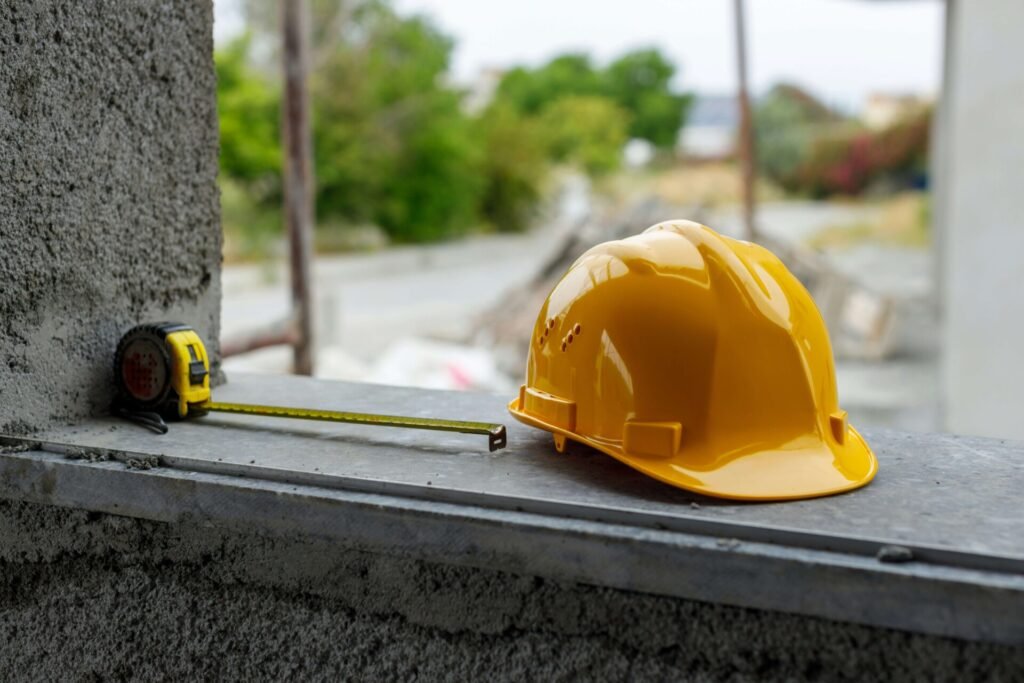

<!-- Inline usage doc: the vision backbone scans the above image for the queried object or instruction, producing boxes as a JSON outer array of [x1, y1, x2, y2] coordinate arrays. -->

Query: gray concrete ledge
[[1, 373, 1023, 648], [2, 497, 1020, 681]]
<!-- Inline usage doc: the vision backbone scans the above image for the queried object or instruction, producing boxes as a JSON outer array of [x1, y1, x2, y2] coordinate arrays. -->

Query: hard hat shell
[[508, 220, 877, 501]]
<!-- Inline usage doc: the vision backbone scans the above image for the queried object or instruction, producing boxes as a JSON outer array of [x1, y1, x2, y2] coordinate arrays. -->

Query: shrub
[[795, 110, 931, 197], [540, 96, 631, 177], [475, 104, 550, 233]]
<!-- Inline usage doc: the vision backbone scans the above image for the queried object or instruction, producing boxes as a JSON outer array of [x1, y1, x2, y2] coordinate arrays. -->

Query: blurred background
[[212, 0, 1022, 440]]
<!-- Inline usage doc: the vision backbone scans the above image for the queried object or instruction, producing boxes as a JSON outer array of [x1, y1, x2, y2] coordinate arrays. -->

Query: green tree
[[493, 48, 690, 150], [475, 103, 550, 232], [215, 34, 285, 260], [311, 6, 484, 241], [496, 54, 602, 115], [374, 94, 484, 241], [754, 83, 841, 191], [215, 34, 281, 191], [540, 96, 630, 176], [602, 49, 691, 148], [221, 3, 696, 249]]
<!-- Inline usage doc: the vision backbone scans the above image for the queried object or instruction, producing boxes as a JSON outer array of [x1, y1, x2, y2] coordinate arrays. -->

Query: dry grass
[[599, 162, 786, 210], [808, 192, 931, 249]]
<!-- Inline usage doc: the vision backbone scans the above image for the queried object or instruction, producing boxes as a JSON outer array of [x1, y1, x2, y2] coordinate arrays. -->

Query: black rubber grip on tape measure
[[112, 322, 190, 419]]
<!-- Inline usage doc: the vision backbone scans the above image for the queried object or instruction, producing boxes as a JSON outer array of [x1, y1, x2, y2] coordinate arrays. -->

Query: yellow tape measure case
[[114, 322, 211, 419]]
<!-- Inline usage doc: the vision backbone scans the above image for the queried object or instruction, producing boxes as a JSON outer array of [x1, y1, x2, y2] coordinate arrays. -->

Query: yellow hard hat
[[508, 220, 877, 501]]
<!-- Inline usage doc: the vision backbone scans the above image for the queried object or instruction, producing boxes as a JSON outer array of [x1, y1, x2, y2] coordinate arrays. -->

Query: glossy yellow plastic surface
[[165, 328, 212, 418], [508, 220, 877, 501]]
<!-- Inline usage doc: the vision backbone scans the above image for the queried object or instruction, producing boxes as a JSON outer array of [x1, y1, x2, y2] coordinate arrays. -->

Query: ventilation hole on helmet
[[573, 323, 581, 335], [561, 341, 567, 352], [567, 333, 573, 344], [547, 318, 555, 329]]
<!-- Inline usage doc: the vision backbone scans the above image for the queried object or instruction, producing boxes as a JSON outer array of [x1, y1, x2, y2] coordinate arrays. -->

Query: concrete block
[[0, 0, 221, 433]]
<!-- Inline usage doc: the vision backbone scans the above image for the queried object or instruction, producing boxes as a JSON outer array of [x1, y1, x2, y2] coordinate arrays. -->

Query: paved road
[[221, 176, 591, 374], [221, 232, 552, 364]]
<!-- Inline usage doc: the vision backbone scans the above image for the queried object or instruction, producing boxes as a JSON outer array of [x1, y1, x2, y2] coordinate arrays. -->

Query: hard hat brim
[[509, 400, 878, 501]]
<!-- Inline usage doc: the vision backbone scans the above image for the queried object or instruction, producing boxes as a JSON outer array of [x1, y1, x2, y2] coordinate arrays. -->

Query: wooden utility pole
[[734, 0, 759, 242], [281, 0, 315, 375]]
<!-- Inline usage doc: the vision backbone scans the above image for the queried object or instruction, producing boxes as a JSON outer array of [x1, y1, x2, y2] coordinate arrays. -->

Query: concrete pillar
[[0, 1, 222, 433], [939, 0, 1024, 439]]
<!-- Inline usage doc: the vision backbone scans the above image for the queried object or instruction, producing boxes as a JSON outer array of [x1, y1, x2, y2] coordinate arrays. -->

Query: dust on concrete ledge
[[125, 455, 160, 470]]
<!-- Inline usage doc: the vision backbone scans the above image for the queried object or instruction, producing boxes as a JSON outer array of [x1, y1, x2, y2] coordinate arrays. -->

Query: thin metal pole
[[281, 0, 315, 375], [734, 0, 759, 242]]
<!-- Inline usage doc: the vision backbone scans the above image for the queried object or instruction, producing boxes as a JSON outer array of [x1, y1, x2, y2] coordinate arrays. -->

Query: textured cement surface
[[0, 499, 1020, 681], [0, 0, 222, 434], [35, 374, 1024, 567]]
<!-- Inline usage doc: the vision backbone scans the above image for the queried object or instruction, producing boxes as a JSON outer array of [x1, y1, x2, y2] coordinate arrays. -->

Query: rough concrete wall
[[0, 500, 1019, 681], [0, 0, 221, 433]]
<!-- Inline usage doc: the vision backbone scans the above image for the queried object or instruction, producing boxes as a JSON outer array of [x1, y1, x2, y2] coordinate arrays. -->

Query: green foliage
[[216, 3, 554, 248], [496, 55, 603, 115], [216, 35, 284, 260], [312, 8, 483, 242], [540, 96, 630, 176], [754, 83, 839, 191], [216, 4, 692, 252], [215, 35, 281, 192], [493, 48, 690, 151], [602, 50, 691, 147], [475, 104, 550, 233], [373, 95, 484, 242]]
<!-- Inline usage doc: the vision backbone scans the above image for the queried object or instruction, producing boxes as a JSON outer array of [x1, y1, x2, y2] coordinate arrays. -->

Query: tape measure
[[113, 323, 507, 451]]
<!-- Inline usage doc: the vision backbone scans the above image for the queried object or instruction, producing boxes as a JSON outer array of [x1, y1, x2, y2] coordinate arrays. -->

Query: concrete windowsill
[[1, 372, 1022, 645]]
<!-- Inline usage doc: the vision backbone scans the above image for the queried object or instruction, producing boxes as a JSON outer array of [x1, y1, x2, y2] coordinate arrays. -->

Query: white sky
[[214, 0, 946, 112]]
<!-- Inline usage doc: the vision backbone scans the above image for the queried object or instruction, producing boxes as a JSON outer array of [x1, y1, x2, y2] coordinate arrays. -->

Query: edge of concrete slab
[[0, 447, 1021, 646]]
